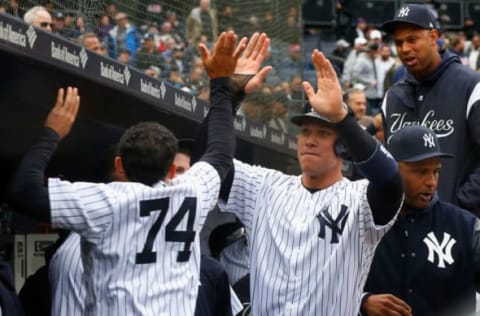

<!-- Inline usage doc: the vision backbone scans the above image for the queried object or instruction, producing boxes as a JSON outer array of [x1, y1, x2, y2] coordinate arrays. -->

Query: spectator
[[342, 36, 368, 88], [117, 48, 132, 65], [0, 5, 5, 13], [368, 29, 383, 47], [362, 125, 480, 316], [145, 65, 161, 79], [277, 44, 303, 81], [186, 0, 218, 45], [375, 45, 395, 104], [331, 39, 350, 76], [381, 3, 480, 214], [77, 33, 107, 56], [136, 33, 165, 70], [95, 14, 113, 44], [449, 33, 468, 65], [467, 32, 480, 72], [108, 12, 141, 60], [51, 11, 67, 37], [351, 43, 380, 115], [6, 0, 25, 18], [344, 88, 372, 128], [354, 17, 367, 39], [23, 6, 52, 32]]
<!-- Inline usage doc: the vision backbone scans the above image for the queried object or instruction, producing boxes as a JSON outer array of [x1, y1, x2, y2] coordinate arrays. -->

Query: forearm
[[335, 113, 402, 224], [8, 128, 58, 222], [198, 78, 235, 182]]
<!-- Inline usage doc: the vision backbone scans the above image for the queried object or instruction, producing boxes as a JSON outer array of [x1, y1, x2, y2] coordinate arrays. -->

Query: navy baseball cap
[[290, 111, 333, 126], [382, 4, 438, 33], [388, 126, 454, 162]]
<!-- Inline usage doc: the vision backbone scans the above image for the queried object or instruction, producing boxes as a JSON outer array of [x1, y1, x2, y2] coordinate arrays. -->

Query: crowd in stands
[[1, 0, 307, 135], [3, 0, 480, 137]]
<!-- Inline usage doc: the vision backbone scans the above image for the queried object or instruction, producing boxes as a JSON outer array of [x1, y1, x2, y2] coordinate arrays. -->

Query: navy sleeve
[[197, 78, 235, 182], [457, 100, 480, 216], [335, 113, 403, 225], [472, 219, 480, 291], [7, 128, 58, 222]]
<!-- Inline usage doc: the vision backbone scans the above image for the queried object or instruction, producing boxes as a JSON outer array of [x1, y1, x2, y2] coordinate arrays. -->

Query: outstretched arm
[[195, 31, 243, 182], [191, 33, 272, 199], [304, 50, 402, 224], [229, 32, 272, 112], [8, 87, 80, 222]]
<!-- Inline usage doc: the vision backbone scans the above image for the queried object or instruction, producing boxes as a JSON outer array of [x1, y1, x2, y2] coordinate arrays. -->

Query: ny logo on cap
[[398, 7, 410, 18], [423, 133, 436, 148]]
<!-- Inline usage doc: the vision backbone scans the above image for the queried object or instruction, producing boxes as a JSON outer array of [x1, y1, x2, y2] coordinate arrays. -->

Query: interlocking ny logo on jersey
[[423, 133, 435, 148], [317, 205, 349, 243], [423, 232, 456, 268], [398, 7, 410, 18]]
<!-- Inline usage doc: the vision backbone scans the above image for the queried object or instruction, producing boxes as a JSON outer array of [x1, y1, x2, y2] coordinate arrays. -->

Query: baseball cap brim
[[397, 151, 454, 162], [382, 20, 431, 33], [290, 111, 333, 126]]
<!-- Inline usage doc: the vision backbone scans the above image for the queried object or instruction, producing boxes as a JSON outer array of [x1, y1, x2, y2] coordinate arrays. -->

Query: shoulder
[[434, 200, 477, 225]]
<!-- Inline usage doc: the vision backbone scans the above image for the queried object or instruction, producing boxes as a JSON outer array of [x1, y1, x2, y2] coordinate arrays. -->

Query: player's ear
[[114, 156, 126, 179], [167, 163, 176, 180]]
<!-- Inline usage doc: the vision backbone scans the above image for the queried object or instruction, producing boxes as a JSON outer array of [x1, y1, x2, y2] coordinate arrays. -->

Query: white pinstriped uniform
[[219, 238, 250, 285], [49, 232, 85, 316], [219, 160, 399, 316], [48, 162, 219, 316]]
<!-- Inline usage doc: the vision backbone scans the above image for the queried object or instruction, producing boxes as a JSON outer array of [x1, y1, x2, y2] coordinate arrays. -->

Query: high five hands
[[303, 49, 347, 123]]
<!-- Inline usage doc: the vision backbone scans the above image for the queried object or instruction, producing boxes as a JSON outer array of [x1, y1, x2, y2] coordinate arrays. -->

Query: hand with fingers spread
[[362, 294, 412, 316], [233, 32, 272, 94], [44, 87, 80, 140], [303, 49, 346, 123], [198, 31, 243, 79]]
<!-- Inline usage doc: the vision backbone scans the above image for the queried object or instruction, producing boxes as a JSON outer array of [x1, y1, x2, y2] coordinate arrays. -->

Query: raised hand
[[303, 49, 346, 123], [44, 87, 80, 140], [362, 294, 412, 316], [233, 32, 272, 94], [198, 31, 244, 79]]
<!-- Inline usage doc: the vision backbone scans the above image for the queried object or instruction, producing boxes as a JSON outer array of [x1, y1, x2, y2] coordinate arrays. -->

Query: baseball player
[[207, 50, 404, 315], [8, 31, 241, 315]]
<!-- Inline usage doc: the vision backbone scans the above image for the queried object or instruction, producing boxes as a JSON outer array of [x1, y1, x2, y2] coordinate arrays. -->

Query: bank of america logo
[[123, 66, 131, 85], [79, 48, 88, 69], [423, 232, 455, 268], [26, 26, 36, 48]]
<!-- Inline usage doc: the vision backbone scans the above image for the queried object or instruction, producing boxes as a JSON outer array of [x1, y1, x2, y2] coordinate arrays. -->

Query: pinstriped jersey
[[219, 238, 249, 285], [219, 160, 399, 316], [48, 162, 220, 316], [49, 233, 85, 316]]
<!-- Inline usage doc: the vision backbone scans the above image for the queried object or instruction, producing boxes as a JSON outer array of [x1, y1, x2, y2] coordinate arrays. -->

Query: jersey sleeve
[[48, 178, 115, 241], [176, 161, 221, 220], [218, 159, 269, 229], [357, 180, 400, 246]]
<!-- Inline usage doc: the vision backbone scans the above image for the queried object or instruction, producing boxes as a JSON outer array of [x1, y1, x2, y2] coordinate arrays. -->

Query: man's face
[[394, 24, 440, 79], [297, 119, 341, 178], [84, 36, 104, 55], [34, 10, 53, 32], [348, 92, 367, 120], [398, 158, 441, 210], [173, 152, 191, 176]]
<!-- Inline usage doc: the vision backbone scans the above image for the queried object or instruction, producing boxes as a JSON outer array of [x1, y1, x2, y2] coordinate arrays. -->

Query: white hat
[[370, 30, 382, 40], [336, 39, 350, 48], [354, 37, 367, 46]]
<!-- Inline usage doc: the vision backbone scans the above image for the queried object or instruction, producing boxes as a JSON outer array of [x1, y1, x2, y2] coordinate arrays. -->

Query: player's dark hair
[[118, 122, 178, 186]]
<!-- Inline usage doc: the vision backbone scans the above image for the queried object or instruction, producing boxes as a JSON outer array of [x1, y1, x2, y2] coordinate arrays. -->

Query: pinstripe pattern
[[48, 162, 219, 316], [219, 238, 249, 285], [49, 233, 85, 316], [219, 160, 399, 316]]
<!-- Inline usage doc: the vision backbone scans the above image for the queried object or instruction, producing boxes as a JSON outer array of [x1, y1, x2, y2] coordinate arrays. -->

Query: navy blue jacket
[[382, 51, 480, 215], [364, 196, 480, 316]]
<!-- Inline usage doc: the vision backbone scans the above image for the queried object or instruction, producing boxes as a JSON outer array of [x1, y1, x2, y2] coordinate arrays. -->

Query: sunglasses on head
[[40, 22, 53, 28]]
